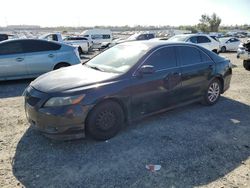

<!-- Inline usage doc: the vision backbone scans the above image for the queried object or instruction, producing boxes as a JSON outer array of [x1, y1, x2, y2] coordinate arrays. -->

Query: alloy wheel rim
[[208, 82, 220, 102]]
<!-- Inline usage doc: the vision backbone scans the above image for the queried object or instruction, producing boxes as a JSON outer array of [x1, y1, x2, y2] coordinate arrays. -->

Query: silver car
[[0, 39, 81, 81]]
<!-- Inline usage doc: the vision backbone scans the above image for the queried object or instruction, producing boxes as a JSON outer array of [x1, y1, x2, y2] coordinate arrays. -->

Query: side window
[[137, 34, 146, 40], [229, 38, 239, 43], [52, 35, 58, 41], [103, 35, 111, 39], [188, 36, 197, 43], [234, 38, 239, 42], [144, 47, 177, 70], [0, 41, 24, 55], [197, 36, 211, 43], [177, 46, 201, 66], [200, 51, 211, 62], [22, 40, 61, 53], [91, 35, 103, 39], [146, 34, 154, 40]]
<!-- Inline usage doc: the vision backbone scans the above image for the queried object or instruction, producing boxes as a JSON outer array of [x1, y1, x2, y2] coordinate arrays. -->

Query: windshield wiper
[[84, 64, 104, 72]]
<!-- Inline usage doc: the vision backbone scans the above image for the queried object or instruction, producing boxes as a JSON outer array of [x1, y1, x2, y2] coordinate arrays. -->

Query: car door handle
[[48, 54, 54, 58], [16, 57, 24, 62]]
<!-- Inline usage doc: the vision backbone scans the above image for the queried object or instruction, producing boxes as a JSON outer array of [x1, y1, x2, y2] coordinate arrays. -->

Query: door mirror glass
[[139, 65, 155, 74]]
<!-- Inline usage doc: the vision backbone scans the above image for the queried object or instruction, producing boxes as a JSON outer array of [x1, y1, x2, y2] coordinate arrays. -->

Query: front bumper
[[24, 86, 92, 140]]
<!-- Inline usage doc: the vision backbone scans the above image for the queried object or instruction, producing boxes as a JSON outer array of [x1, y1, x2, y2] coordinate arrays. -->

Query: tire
[[78, 47, 83, 55], [86, 101, 124, 140], [202, 79, 221, 105], [221, 46, 226, 53], [54, 63, 70, 70], [243, 60, 250, 71], [212, 49, 218, 54]]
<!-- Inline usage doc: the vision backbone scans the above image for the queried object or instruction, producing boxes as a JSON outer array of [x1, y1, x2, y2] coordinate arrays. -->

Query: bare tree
[[198, 13, 221, 32]]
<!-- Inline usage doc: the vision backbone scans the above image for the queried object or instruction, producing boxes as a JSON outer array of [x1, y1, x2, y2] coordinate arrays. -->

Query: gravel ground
[[0, 51, 250, 188]]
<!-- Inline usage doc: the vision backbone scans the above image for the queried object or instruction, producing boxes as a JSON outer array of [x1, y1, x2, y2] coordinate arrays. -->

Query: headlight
[[44, 94, 85, 107]]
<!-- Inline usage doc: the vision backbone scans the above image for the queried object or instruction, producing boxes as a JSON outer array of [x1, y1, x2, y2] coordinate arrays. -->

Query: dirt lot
[[0, 51, 250, 188]]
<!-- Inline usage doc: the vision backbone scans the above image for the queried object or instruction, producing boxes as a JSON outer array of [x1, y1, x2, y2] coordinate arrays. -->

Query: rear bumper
[[24, 87, 93, 140]]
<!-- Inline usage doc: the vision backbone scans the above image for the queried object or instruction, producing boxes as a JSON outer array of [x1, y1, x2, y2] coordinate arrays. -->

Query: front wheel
[[202, 79, 221, 105], [86, 101, 124, 140], [243, 60, 250, 71], [221, 46, 226, 53]]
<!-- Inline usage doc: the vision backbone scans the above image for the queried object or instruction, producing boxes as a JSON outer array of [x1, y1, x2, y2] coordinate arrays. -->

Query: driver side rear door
[[0, 41, 28, 79]]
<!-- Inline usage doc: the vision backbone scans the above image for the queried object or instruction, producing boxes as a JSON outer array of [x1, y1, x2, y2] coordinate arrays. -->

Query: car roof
[[0, 38, 62, 45], [118, 40, 225, 63], [118, 40, 204, 50]]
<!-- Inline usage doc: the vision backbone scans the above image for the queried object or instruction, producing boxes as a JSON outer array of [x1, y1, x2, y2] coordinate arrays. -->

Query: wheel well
[[214, 76, 224, 93], [53, 62, 70, 70], [86, 98, 128, 124], [212, 49, 218, 54]]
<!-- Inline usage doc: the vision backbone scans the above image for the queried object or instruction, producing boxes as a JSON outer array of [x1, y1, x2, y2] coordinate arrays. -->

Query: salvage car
[[237, 39, 250, 70], [24, 41, 232, 140], [219, 37, 241, 52], [168, 34, 220, 53], [0, 39, 81, 81]]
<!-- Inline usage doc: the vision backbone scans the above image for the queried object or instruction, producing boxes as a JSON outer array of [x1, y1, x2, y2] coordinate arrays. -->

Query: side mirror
[[139, 65, 155, 75]]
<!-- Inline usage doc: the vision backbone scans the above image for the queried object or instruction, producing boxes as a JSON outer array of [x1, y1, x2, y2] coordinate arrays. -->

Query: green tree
[[198, 13, 221, 32]]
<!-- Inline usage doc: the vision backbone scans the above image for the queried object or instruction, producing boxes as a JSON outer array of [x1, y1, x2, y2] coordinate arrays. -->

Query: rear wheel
[[203, 79, 221, 105], [78, 47, 83, 55], [86, 101, 124, 140]]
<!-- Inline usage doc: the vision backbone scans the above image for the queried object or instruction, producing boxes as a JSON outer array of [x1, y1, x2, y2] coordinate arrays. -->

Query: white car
[[219, 37, 241, 52], [81, 29, 113, 49], [168, 34, 220, 53], [40, 33, 89, 54]]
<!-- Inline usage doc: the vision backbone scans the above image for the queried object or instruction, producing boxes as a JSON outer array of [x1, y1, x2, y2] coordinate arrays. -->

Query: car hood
[[31, 64, 119, 93]]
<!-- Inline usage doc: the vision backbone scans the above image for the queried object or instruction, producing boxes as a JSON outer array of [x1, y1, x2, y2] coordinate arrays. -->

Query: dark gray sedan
[[24, 41, 232, 140]]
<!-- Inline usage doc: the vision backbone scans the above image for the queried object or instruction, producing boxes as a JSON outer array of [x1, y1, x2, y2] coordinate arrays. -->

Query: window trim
[[133, 46, 178, 76], [132, 45, 213, 76]]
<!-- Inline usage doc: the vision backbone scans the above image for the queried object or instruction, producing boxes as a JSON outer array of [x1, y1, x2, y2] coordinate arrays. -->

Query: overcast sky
[[0, 0, 249, 27]]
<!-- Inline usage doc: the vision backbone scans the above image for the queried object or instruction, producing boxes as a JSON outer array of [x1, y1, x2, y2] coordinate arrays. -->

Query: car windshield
[[85, 43, 149, 73], [168, 35, 188, 42]]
